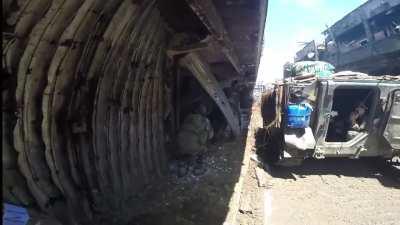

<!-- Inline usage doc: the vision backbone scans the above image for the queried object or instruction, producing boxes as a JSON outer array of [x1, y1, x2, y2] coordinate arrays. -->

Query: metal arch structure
[[2, 0, 268, 223]]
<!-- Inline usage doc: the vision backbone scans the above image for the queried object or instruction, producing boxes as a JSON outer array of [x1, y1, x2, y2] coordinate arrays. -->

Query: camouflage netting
[[2, 0, 171, 223]]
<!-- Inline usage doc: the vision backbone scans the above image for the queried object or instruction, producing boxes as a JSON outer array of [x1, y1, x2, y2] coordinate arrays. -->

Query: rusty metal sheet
[[120, 7, 161, 198], [129, 5, 160, 185], [152, 47, 168, 177], [90, 1, 140, 207], [91, 1, 165, 213], [121, 8, 162, 195], [66, 1, 134, 207], [156, 64, 167, 173], [118, 4, 158, 197], [136, 44, 158, 183], [92, 3, 142, 211]]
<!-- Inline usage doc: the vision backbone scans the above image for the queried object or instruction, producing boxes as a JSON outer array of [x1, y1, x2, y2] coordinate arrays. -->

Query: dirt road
[[237, 155, 400, 225], [266, 159, 399, 225]]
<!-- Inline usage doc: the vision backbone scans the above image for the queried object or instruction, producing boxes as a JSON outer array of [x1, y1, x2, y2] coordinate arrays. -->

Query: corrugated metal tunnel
[[2, 0, 267, 224]]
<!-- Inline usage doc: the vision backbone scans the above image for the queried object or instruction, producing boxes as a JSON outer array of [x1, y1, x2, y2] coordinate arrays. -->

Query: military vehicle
[[260, 69, 400, 166]]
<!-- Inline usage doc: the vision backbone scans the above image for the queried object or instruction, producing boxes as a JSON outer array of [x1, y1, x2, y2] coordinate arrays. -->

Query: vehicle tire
[[261, 89, 276, 127], [256, 127, 283, 165]]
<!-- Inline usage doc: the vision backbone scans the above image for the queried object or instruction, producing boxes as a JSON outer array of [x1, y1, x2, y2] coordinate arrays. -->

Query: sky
[[256, 0, 368, 84]]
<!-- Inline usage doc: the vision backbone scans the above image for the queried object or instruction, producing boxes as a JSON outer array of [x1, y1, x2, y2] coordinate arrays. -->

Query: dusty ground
[[129, 107, 257, 225], [252, 159, 400, 225], [236, 105, 400, 225], [130, 137, 248, 225]]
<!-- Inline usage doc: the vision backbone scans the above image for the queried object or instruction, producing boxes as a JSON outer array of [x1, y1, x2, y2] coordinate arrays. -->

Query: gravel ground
[[129, 139, 248, 225], [264, 159, 400, 225], [237, 157, 400, 225]]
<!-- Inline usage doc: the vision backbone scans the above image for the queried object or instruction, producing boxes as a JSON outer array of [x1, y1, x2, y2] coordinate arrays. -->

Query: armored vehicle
[[261, 71, 400, 165]]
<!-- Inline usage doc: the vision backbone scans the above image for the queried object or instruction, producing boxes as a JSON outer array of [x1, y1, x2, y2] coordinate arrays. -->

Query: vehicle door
[[383, 89, 400, 150]]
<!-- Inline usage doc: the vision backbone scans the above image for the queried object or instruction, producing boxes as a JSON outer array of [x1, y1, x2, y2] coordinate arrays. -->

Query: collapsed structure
[[2, 0, 267, 223], [295, 0, 400, 75]]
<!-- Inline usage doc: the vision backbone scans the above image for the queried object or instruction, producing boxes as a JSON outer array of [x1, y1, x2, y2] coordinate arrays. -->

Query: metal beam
[[179, 52, 240, 137], [167, 41, 209, 58], [185, 0, 243, 75]]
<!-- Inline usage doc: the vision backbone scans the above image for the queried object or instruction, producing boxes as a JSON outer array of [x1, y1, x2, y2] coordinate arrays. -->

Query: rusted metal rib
[[91, 1, 161, 212], [91, 2, 140, 210], [138, 14, 165, 183], [100, 13, 137, 209], [156, 63, 168, 173], [118, 4, 161, 198], [129, 4, 160, 186], [78, 2, 134, 208], [151, 45, 168, 177]]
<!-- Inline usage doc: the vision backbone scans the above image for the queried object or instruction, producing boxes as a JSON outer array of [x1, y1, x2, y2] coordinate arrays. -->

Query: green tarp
[[292, 61, 335, 78]]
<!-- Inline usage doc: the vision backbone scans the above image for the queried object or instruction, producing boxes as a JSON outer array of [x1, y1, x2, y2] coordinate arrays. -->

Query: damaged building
[[2, 0, 267, 224], [263, 0, 400, 166], [295, 0, 400, 75]]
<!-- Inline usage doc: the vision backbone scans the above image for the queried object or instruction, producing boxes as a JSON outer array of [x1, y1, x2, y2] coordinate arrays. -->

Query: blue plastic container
[[286, 103, 312, 128], [3, 203, 30, 225]]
